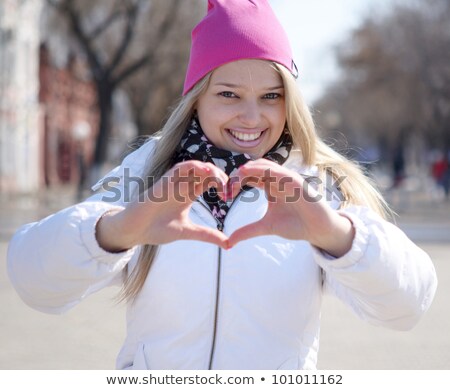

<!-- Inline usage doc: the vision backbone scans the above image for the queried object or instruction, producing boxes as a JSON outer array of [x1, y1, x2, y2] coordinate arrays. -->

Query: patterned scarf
[[173, 117, 292, 226]]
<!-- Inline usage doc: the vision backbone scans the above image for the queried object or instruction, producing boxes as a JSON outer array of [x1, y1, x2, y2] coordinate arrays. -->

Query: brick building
[[1, 1, 135, 195], [39, 45, 99, 188]]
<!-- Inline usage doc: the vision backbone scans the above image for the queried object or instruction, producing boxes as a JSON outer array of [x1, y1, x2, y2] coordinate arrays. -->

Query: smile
[[228, 129, 263, 142]]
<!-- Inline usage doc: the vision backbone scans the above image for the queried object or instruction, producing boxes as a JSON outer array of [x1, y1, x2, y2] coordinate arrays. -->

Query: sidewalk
[[319, 241, 449, 369], [386, 187, 450, 243], [0, 186, 448, 369], [0, 186, 78, 241]]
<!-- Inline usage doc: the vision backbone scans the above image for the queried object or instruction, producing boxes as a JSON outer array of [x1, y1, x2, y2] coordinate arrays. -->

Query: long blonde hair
[[119, 62, 389, 302]]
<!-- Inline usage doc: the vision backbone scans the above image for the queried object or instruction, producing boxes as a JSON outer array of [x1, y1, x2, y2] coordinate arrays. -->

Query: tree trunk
[[90, 81, 113, 183], [94, 82, 113, 166]]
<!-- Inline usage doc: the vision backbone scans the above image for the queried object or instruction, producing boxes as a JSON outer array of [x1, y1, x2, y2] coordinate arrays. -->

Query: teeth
[[230, 130, 262, 141]]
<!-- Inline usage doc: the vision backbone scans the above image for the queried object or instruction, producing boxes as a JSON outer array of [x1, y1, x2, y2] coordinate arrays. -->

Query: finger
[[195, 165, 228, 198], [233, 163, 305, 201], [229, 165, 279, 201], [171, 161, 228, 201], [228, 218, 271, 247], [188, 172, 227, 201], [181, 223, 231, 250], [172, 161, 227, 184], [238, 163, 282, 183], [190, 161, 229, 192], [239, 158, 280, 171], [225, 174, 259, 199]]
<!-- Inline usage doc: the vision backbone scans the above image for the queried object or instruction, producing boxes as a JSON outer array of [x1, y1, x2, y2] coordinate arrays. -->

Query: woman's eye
[[218, 91, 237, 98], [263, 93, 280, 100]]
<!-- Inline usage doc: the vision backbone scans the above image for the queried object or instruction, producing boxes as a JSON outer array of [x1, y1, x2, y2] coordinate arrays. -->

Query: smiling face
[[195, 59, 286, 159]]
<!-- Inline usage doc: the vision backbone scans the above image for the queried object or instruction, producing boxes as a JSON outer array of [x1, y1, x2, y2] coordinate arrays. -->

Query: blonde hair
[[119, 61, 389, 302], [277, 64, 389, 215]]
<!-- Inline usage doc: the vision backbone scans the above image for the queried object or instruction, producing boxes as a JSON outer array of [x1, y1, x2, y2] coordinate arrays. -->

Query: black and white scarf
[[173, 117, 292, 225]]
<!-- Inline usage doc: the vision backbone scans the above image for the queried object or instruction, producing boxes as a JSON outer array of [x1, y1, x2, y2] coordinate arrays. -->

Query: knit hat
[[183, 0, 296, 95]]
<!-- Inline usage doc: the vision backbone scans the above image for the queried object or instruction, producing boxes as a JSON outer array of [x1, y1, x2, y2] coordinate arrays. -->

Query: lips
[[226, 128, 266, 148], [229, 129, 262, 141]]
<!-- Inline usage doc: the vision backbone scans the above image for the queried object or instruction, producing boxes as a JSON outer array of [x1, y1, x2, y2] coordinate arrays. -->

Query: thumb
[[181, 223, 231, 250], [228, 218, 270, 247]]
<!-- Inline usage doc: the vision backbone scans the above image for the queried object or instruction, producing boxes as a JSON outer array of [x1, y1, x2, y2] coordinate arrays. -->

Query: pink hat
[[183, 0, 296, 95]]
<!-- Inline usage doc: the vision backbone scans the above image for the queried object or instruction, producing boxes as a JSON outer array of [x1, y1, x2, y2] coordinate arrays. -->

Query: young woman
[[8, 0, 437, 370]]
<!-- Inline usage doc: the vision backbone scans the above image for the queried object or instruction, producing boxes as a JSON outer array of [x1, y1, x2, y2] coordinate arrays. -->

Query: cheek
[[198, 105, 232, 136], [197, 112, 223, 143], [269, 107, 286, 130], [201, 124, 219, 143]]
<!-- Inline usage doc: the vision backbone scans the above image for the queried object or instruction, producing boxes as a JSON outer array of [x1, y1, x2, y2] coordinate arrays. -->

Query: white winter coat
[[7, 139, 438, 370]]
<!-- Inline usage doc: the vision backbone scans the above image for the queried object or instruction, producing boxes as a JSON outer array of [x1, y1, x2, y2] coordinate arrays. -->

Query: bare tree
[[315, 0, 450, 160], [121, 0, 202, 136], [44, 0, 201, 170]]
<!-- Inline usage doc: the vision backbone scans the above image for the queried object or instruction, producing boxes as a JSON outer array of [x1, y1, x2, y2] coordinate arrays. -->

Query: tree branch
[[106, 0, 142, 77], [111, 0, 182, 87], [48, 0, 104, 80], [112, 54, 151, 87], [46, 0, 61, 10], [88, 9, 123, 41], [153, 0, 182, 47]]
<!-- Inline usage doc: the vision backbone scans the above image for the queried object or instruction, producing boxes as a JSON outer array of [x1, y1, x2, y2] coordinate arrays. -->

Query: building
[[39, 44, 99, 188], [1, 1, 136, 196], [0, 0, 100, 195], [0, 0, 42, 194]]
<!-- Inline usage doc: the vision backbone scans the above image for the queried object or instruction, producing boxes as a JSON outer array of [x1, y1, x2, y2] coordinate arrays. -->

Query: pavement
[[0, 185, 449, 369]]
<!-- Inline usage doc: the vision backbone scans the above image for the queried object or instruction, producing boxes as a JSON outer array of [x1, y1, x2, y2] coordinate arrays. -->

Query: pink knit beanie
[[183, 0, 296, 95]]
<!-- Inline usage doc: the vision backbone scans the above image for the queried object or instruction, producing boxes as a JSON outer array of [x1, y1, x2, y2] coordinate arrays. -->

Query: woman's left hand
[[227, 159, 355, 258]]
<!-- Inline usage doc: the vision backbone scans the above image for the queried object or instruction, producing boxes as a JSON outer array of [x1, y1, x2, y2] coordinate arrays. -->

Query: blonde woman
[[8, 0, 437, 370]]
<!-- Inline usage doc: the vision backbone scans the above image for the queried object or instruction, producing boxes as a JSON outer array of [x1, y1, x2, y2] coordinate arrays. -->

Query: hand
[[227, 159, 355, 257], [96, 161, 230, 252]]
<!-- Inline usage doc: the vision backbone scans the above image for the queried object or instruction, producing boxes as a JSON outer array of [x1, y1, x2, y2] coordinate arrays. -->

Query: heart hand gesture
[[96, 161, 231, 252], [227, 159, 355, 258]]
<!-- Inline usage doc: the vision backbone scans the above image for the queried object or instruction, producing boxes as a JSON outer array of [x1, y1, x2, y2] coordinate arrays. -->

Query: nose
[[238, 99, 262, 127]]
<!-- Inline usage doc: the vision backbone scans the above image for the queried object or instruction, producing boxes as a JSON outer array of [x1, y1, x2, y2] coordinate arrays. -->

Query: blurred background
[[0, 0, 449, 204], [0, 0, 449, 370]]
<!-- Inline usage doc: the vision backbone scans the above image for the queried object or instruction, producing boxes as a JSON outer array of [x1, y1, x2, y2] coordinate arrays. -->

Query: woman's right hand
[[96, 161, 230, 252]]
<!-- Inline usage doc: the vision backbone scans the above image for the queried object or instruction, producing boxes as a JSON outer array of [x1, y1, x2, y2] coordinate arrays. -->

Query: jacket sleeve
[[7, 139, 156, 314], [313, 205, 438, 331]]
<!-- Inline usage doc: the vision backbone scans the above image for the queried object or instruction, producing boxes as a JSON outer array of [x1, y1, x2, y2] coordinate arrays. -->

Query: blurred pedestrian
[[392, 143, 405, 189], [432, 151, 450, 199], [7, 0, 437, 370]]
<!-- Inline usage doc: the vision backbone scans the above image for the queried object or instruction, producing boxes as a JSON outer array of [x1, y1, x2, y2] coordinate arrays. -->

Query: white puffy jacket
[[7, 139, 438, 370]]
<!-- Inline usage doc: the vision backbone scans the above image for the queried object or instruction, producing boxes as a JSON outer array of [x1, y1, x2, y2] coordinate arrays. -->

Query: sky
[[270, 0, 397, 104]]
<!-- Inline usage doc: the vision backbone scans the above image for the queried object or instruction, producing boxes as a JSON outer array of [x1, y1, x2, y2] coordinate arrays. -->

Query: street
[[0, 188, 449, 369]]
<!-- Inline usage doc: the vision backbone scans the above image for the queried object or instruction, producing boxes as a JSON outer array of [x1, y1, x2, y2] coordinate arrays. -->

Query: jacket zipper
[[195, 195, 241, 370], [208, 220, 223, 370]]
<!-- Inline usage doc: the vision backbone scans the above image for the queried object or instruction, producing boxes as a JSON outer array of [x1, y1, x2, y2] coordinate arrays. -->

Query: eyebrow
[[213, 82, 284, 90]]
